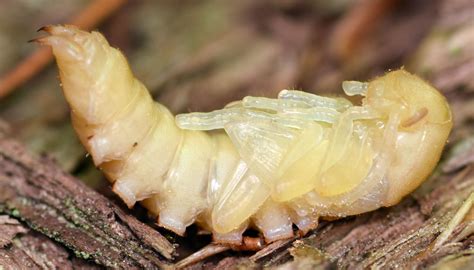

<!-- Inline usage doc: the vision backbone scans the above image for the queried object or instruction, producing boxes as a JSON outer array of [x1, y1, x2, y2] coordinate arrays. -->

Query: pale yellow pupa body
[[39, 25, 453, 244]]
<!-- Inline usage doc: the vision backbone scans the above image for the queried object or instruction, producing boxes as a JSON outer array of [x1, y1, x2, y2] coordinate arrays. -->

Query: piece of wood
[[0, 134, 174, 269], [0, 215, 98, 269]]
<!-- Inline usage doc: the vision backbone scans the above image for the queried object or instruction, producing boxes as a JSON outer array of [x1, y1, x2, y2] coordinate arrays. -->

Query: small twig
[[329, 0, 400, 61], [249, 238, 295, 262], [175, 243, 230, 269], [0, 136, 174, 268], [0, 0, 127, 99], [175, 236, 268, 268], [433, 192, 474, 250]]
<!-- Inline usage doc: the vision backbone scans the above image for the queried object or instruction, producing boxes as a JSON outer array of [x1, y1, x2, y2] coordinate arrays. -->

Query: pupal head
[[365, 69, 453, 205], [364, 69, 452, 131]]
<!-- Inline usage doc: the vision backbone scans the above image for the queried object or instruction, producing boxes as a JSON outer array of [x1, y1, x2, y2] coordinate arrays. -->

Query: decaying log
[[0, 131, 174, 269]]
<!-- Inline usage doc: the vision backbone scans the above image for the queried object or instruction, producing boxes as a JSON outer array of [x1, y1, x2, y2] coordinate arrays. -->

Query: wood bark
[[0, 131, 174, 269], [0, 215, 98, 269]]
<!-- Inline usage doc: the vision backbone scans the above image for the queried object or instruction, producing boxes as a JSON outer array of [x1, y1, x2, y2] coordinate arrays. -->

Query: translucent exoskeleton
[[35, 25, 453, 245]]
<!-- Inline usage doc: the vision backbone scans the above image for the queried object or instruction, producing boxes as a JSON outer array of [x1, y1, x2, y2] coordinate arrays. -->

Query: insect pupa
[[34, 25, 453, 246]]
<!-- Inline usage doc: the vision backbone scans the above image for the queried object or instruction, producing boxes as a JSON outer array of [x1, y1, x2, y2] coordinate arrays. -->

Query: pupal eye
[[400, 107, 429, 129]]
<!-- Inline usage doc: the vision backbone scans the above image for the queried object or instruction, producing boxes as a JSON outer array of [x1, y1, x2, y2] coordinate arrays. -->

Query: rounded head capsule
[[365, 70, 452, 205]]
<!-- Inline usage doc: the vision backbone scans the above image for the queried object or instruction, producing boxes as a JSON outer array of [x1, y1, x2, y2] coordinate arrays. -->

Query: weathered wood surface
[[0, 131, 174, 269], [0, 215, 99, 269]]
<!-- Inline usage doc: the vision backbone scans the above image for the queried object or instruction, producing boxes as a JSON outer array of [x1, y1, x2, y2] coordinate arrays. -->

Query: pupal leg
[[278, 89, 352, 111], [242, 96, 310, 111], [321, 106, 378, 172], [242, 96, 341, 124], [342, 81, 369, 96], [176, 107, 307, 131], [175, 108, 243, 130]]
